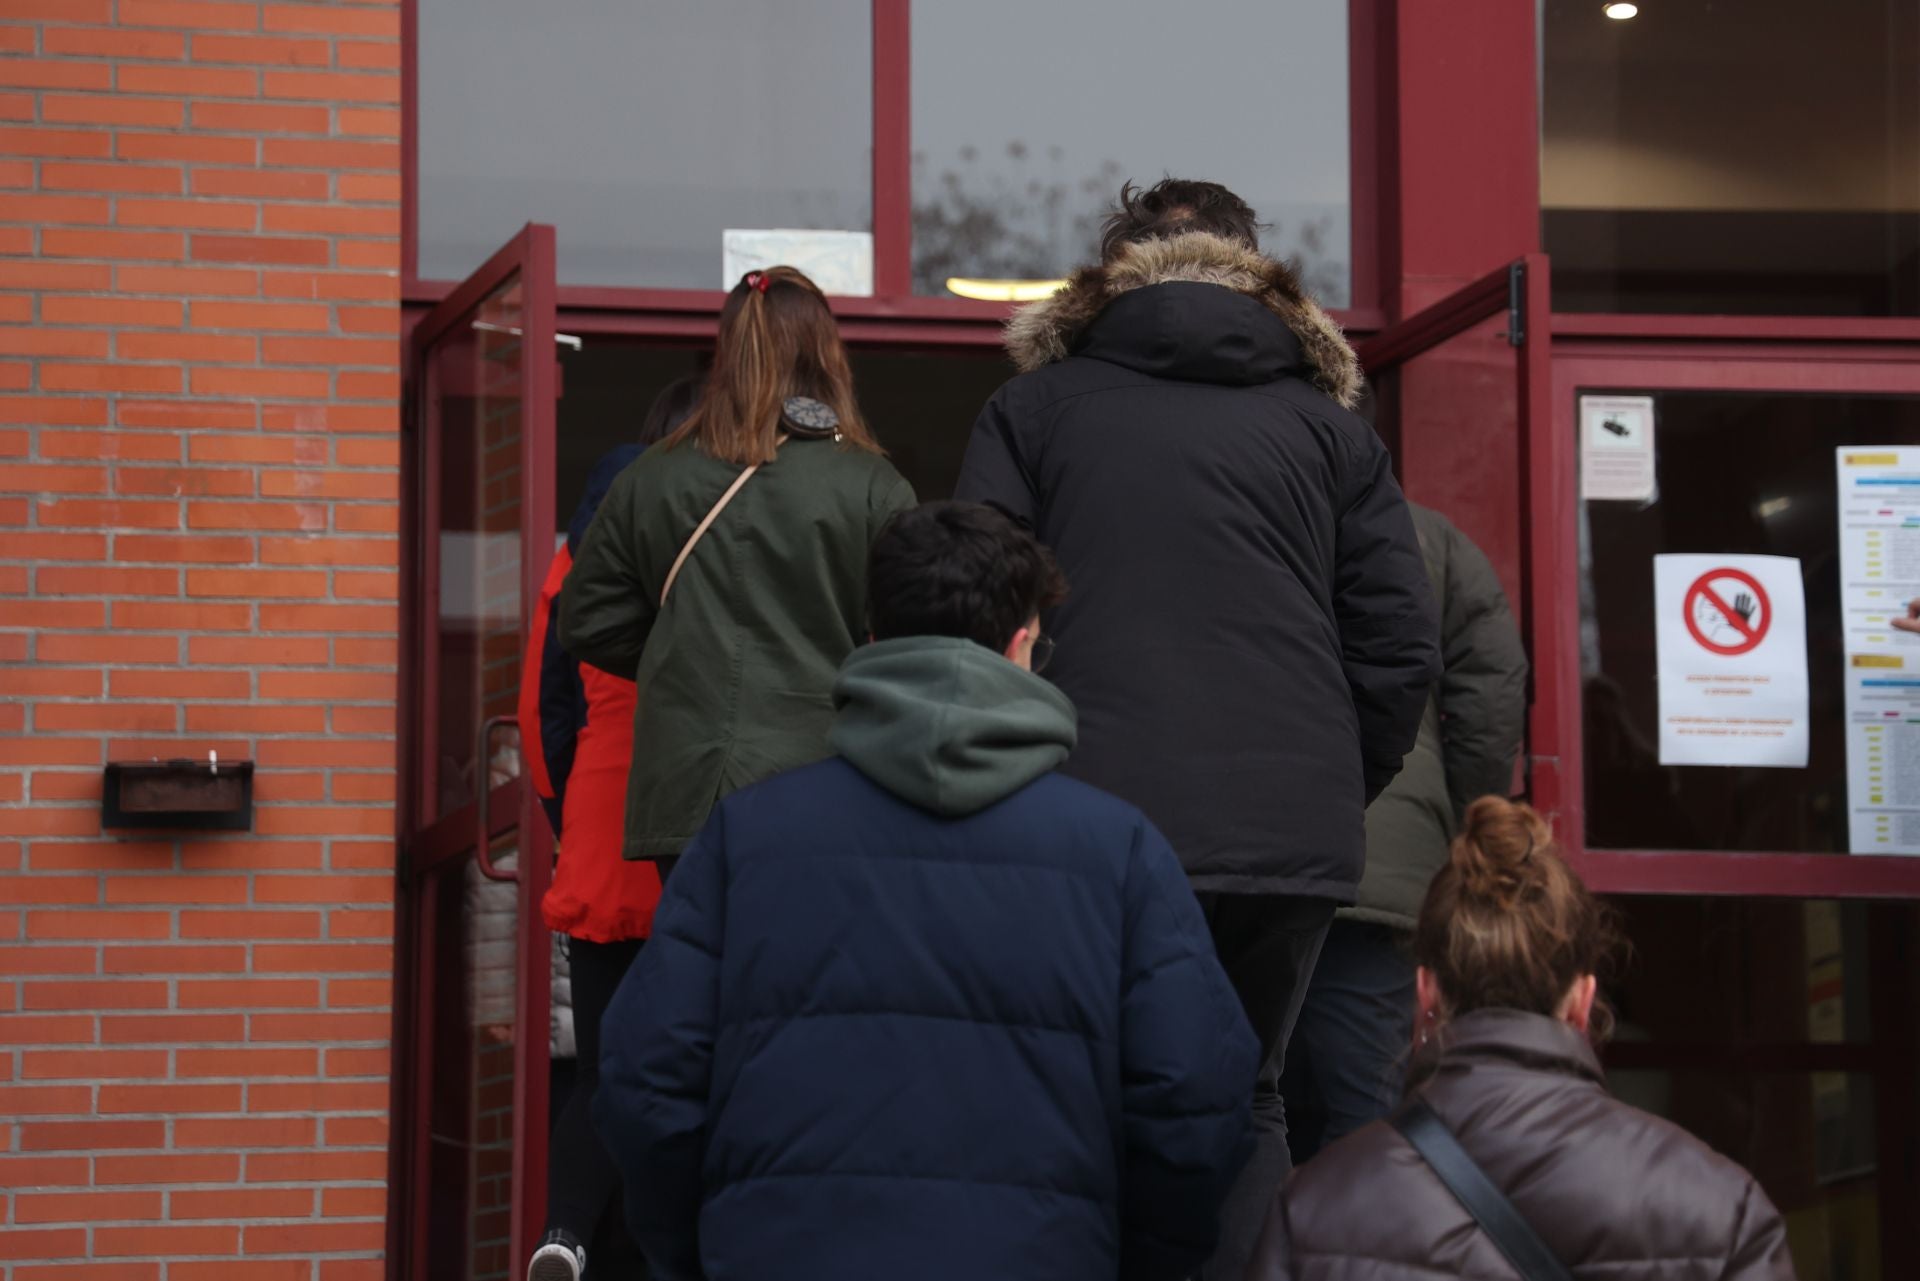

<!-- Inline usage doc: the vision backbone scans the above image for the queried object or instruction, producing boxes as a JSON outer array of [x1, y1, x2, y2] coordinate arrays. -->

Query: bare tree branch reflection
[[910, 143, 1346, 302]]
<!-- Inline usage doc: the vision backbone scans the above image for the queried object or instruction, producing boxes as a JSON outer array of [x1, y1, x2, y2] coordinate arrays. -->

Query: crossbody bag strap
[[1391, 1098, 1576, 1281], [659, 462, 759, 607]]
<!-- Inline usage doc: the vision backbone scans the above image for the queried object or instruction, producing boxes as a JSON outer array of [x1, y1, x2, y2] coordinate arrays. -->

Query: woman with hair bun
[[1249, 797, 1796, 1281]]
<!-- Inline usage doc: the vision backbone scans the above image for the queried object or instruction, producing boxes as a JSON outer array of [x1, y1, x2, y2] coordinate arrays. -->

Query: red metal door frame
[[1356, 251, 1557, 804], [1545, 342, 1920, 900], [389, 223, 559, 1281]]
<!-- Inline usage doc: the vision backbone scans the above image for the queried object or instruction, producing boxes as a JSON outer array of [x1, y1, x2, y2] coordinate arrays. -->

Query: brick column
[[0, 1, 402, 1276]]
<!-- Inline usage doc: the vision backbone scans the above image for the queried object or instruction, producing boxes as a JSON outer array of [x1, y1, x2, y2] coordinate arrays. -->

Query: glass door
[[1544, 348, 1920, 900], [1355, 253, 1559, 809], [393, 225, 558, 1281]]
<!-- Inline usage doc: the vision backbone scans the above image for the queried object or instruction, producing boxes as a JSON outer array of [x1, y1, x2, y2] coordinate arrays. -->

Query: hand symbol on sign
[[1731, 592, 1756, 626]]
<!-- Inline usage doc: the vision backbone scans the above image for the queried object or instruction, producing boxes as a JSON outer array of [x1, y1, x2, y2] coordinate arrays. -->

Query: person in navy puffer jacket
[[594, 501, 1258, 1281]]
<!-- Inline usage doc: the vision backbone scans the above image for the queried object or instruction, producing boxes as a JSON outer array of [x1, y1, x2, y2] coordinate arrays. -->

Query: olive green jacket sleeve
[[1349, 506, 1527, 930], [1434, 514, 1529, 818], [558, 455, 663, 678]]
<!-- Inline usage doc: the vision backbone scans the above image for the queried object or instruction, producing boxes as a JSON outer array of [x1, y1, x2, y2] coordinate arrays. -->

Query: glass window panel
[[1542, 0, 1920, 315], [1578, 391, 1920, 853], [418, 0, 871, 288], [427, 274, 527, 823], [1603, 896, 1916, 1280], [909, 0, 1351, 305]]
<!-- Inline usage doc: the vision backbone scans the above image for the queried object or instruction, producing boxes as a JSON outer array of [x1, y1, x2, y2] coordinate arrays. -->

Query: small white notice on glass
[[722, 229, 873, 297], [1654, 553, 1809, 768], [1580, 395, 1657, 502], [1835, 447, 1920, 855]]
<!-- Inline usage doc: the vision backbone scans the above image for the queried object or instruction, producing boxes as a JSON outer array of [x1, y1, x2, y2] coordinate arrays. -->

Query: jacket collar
[[1001, 231, 1363, 408], [1418, 1008, 1606, 1087]]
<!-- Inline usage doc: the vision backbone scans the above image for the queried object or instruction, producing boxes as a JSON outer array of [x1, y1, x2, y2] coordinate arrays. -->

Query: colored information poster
[[1653, 553, 1809, 768], [1835, 447, 1920, 855]]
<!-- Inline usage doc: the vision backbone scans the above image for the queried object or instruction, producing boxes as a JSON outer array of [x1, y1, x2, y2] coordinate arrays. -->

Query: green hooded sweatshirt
[[829, 636, 1077, 817]]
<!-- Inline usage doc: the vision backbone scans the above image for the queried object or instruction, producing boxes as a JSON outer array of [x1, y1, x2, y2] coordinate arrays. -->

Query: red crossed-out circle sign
[[1683, 567, 1771, 656]]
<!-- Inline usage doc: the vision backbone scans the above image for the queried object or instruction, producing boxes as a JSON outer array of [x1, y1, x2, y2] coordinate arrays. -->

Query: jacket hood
[[829, 636, 1077, 818], [1002, 232, 1363, 408]]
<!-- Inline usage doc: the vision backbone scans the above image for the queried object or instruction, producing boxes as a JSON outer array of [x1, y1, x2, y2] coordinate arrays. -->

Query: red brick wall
[[0, 1, 402, 1276]]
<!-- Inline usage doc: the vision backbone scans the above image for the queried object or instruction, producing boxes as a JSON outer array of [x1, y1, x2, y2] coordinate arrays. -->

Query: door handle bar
[[474, 714, 518, 882]]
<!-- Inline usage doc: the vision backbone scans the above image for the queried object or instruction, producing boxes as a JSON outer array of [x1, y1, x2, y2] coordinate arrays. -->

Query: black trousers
[[1278, 919, 1419, 1164], [547, 935, 645, 1277], [1192, 893, 1336, 1281]]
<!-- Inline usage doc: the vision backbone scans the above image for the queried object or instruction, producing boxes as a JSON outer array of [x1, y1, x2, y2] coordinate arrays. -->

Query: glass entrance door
[[1355, 254, 1559, 808], [394, 225, 558, 1280]]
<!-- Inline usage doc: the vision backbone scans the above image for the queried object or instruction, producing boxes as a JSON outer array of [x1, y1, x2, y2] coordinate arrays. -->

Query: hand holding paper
[[1895, 598, 1920, 636]]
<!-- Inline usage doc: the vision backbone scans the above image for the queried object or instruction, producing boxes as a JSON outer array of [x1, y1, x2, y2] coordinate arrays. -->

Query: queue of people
[[518, 179, 1797, 1281]]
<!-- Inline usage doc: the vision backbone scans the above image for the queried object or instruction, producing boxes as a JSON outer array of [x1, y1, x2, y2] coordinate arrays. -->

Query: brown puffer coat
[[1249, 1009, 1797, 1281]]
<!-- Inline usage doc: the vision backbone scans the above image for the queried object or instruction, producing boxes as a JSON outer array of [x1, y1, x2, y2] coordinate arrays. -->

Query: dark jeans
[[547, 935, 645, 1278], [1193, 893, 1336, 1281], [1278, 919, 1418, 1164]]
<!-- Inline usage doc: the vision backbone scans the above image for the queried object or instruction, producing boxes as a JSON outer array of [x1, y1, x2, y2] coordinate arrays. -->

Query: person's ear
[[1415, 967, 1445, 1031], [1558, 974, 1599, 1035], [1003, 623, 1033, 668]]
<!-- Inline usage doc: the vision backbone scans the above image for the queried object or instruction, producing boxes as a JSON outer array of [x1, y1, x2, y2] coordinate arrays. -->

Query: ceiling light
[[1603, 2, 1638, 18], [945, 277, 1067, 302]]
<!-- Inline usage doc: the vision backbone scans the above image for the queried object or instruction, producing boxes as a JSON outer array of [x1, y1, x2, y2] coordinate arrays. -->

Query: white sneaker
[[528, 1232, 586, 1281]]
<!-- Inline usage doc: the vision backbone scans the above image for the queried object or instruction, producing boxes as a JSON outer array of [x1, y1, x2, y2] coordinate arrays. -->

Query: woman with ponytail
[[538, 268, 913, 1281], [1249, 797, 1796, 1281]]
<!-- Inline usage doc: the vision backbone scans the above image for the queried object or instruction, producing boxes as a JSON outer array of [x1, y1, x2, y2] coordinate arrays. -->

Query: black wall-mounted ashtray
[[102, 759, 255, 831]]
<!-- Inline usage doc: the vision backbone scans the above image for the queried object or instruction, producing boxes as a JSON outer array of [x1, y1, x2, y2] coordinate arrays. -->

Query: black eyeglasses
[[1031, 634, 1055, 673]]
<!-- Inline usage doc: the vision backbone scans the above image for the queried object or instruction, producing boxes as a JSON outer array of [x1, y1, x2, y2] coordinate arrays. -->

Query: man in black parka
[[955, 178, 1439, 1280]]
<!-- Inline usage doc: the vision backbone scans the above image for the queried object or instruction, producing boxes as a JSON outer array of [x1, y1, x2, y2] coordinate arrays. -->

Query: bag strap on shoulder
[[658, 462, 759, 607], [1390, 1097, 1576, 1281]]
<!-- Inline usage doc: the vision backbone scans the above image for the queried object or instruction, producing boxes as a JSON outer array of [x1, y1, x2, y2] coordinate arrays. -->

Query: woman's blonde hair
[[1413, 797, 1621, 1039], [665, 266, 882, 466]]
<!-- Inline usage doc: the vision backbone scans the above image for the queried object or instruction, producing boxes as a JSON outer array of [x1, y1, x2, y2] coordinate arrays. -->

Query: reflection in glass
[[1604, 896, 1909, 1280], [418, 0, 871, 287], [430, 276, 527, 821], [424, 841, 520, 1281], [1579, 392, 1920, 852], [1542, 0, 1920, 315], [910, 0, 1351, 305]]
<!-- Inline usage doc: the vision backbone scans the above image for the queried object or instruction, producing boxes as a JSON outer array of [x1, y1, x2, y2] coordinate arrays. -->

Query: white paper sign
[[1654, 553, 1809, 767], [1580, 395, 1657, 502], [722, 229, 873, 297], [1834, 447, 1920, 854]]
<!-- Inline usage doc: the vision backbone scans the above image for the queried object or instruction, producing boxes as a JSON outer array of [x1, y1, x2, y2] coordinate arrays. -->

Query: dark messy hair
[[1098, 178, 1261, 261], [637, 373, 703, 446], [868, 502, 1068, 654]]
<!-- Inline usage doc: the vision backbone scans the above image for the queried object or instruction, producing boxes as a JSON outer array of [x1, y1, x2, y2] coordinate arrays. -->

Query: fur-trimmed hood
[[1002, 232, 1362, 409]]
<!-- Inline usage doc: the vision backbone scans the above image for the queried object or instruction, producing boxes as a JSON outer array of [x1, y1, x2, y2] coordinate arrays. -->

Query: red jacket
[[519, 446, 661, 940]]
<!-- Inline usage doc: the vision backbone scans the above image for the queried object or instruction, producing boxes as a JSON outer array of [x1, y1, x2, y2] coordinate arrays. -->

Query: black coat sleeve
[[593, 807, 728, 1281], [1333, 431, 1441, 804], [559, 462, 658, 678], [535, 599, 583, 833], [953, 389, 1039, 528], [1117, 819, 1259, 1281], [1435, 520, 1529, 817]]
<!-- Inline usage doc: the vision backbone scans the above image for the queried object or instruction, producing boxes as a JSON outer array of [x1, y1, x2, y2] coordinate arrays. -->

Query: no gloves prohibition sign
[[1683, 567, 1771, 656], [1654, 553, 1807, 768]]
